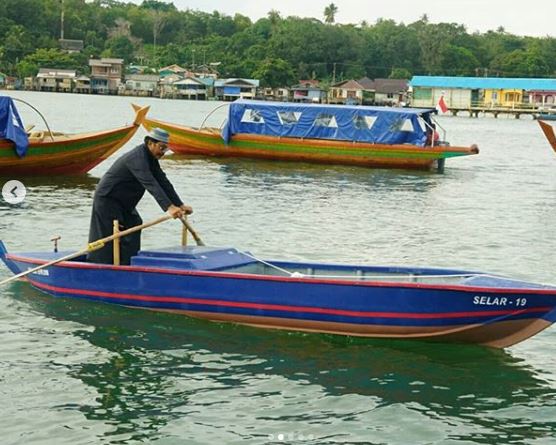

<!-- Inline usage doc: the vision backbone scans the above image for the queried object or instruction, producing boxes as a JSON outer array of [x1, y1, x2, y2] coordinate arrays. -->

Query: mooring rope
[[239, 250, 489, 282]]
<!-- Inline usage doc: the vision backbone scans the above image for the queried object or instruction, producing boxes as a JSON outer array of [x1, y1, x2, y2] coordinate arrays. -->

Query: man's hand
[[167, 204, 185, 219], [180, 204, 193, 215]]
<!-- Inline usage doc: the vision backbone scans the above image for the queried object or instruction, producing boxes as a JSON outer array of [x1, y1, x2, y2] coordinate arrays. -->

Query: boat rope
[[240, 250, 494, 281], [12, 98, 55, 141], [284, 272, 487, 281], [239, 251, 299, 277]]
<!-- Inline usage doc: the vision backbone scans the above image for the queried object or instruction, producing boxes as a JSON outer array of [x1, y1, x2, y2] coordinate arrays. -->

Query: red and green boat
[[135, 100, 479, 172], [0, 100, 149, 176]]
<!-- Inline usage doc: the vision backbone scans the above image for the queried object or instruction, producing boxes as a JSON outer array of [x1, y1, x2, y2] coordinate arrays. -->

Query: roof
[[331, 79, 367, 90], [357, 77, 375, 89], [125, 74, 159, 82], [372, 78, 409, 94], [298, 79, 320, 87], [173, 77, 205, 86], [215, 78, 260, 87], [37, 68, 76, 78], [89, 58, 123, 67], [410, 76, 556, 91], [59, 39, 84, 51], [291, 84, 324, 91], [159, 64, 187, 73]]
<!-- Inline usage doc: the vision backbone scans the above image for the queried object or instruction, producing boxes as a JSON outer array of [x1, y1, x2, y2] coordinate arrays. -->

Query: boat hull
[[140, 116, 479, 171], [0, 106, 149, 175], [2, 244, 555, 348]]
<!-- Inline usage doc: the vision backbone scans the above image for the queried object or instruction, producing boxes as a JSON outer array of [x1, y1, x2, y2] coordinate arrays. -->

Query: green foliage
[[253, 58, 295, 88], [1, 0, 554, 81], [16, 48, 79, 77], [102, 36, 135, 62], [390, 68, 412, 79]]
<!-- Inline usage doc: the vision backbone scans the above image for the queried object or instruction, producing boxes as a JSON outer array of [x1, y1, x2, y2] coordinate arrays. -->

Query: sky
[[126, 0, 556, 38]]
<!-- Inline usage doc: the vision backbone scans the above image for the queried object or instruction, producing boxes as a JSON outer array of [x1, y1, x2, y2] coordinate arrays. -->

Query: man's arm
[[127, 150, 173, 210], [152, 164, 184, 207]]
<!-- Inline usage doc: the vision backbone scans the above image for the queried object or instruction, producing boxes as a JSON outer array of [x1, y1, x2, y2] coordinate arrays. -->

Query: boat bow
[[538, 120, 556, 153]]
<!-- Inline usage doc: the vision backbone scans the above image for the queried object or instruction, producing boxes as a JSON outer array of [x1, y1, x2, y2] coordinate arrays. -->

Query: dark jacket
[[94, 143, 183, 211]]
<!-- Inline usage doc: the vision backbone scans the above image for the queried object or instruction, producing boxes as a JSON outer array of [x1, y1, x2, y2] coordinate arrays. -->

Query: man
[[87, 127, 192, 265]]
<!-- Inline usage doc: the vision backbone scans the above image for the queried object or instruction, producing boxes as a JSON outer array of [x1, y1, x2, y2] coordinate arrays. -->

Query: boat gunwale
[[6, 252, 556, 295], [0, 122, 138, 150], [145, 117, 478, 154]]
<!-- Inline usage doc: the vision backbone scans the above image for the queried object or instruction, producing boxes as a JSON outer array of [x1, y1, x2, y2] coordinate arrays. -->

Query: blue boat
[[2, 241, 555, 348]]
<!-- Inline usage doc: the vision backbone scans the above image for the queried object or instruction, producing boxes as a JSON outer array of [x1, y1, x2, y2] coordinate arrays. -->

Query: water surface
[[0, 91, 555, 444]]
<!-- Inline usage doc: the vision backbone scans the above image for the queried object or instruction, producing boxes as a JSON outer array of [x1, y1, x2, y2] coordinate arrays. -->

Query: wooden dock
[[448, 106, 554, 119]]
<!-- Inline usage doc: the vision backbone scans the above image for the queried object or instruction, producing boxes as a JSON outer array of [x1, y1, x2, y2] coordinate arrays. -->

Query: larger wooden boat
[[538, 119, 556, 153], [134, 100, 479, 172], [2, 240, 555, 348], [0, 98, 149, 176]]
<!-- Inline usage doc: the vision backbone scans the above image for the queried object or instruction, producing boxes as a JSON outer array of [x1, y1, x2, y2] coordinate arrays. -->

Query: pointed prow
[[132, 104, 150, 127], [538, 120, 556, 153]]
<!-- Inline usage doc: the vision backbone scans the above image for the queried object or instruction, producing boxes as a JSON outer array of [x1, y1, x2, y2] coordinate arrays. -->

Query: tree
[[3, 25, 34, 64], [324, 3, 338, 24], [441, 45, 480, 76], [390, 68, 412, 79], [102, 35, 135, 63], [253, 58, 295, 87], [15, 48, 77, 77], [150, 9, 168, 67]]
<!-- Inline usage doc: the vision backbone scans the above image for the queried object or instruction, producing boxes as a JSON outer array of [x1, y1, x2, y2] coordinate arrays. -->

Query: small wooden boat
[[0, 99, 149, 176], [2, 241, 555, 348], [133, 100, 479, 172], [538, 119, 556, 153]]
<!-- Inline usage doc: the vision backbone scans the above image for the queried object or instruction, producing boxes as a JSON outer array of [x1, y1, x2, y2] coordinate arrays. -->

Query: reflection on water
[[7, 173, 99, 191], [10, 284, 556, 444], [165, 154, 441, 195]]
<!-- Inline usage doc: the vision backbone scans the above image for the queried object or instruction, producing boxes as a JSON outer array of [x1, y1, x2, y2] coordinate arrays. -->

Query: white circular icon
[[2, 180, 26, 204]]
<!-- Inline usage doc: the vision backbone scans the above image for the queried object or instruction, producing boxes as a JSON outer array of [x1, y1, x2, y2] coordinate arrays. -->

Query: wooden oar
[[0, 214, 172, 286], [179, 216, 205, 246]]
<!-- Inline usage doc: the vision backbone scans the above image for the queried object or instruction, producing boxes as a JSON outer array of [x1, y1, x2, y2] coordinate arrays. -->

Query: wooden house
[[214, 78, 259, 101], [89, 58, 123, 94], [370, 78, 409, 106], [35, 68, 76, 92], [328, 79, 373, 105], [291, 80, 326, 103], [122, 74, 159, 96]]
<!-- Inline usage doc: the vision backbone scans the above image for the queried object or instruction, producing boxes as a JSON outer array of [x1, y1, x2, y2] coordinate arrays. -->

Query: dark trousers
[[87, 197, 143, 265]]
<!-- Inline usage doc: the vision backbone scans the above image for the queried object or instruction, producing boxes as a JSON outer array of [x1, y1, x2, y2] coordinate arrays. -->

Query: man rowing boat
[[87, 127, 192, 265]]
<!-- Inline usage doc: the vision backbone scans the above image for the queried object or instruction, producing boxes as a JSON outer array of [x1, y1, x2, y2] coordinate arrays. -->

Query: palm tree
[[267, 9, 281, 34], [324, 3, 338, 24]]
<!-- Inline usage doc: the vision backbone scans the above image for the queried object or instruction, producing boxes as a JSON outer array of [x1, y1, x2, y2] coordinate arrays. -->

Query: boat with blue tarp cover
[[134, 100, 479, 172], [2, 240, 555, 348]]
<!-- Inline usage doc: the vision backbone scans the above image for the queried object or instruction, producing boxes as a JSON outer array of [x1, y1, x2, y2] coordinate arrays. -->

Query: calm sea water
[[0, 91, 555, 444]]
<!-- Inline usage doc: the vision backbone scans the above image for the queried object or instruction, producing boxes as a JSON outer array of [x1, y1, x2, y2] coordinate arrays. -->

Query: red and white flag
[[437, 95, 448, 114]]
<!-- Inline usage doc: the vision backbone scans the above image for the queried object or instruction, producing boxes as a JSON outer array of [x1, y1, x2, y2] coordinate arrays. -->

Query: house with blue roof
[[410, 76, 556, 109]]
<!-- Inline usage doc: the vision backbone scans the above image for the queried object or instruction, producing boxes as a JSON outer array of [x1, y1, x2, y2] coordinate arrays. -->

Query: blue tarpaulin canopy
[[0, 96, 29, 157], [222, 99, 435, 146]]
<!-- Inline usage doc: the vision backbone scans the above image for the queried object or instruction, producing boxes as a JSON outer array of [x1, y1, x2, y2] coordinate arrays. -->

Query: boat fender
[[290, 272, 305, 278]]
